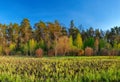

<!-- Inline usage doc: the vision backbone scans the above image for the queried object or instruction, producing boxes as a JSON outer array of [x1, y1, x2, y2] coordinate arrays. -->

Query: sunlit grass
[[0, 56, 119, 82]]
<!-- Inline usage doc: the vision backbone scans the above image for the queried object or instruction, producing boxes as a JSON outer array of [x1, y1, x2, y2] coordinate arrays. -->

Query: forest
[[0, 18, 120, 57], [0, 19, 120, 82]]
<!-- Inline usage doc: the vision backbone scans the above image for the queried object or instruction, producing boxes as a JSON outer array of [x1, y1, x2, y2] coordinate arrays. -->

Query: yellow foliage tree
[[9, 43, 16, 55], [0, 46, 3, 55], [69, 36, 77, 50], [9, 43, 16, 51], [55, 36, 70, 56], [74, 33, 83, 49], [117, 43, 120, 49], [29, 39, 37, 55]]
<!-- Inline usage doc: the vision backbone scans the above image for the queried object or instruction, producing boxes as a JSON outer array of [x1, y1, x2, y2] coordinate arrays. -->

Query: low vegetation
[[0, 56, 119, 82]]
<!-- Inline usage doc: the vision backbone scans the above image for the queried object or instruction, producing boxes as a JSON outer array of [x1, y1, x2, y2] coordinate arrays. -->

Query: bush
[[69, 49, 84, 56], [100, 48, 109, 56], [48, 49, 55, 57], [4, 47, 10, 55], [35, 48, 43, 58], [118, 50, 120, 56], [93, 49, 97, 55], [68, 48, 78, 56], [85, 47, 93, 56], [77, 49, 84, 56], [100, 48, 120, 56], [110, 49, 119, 56]]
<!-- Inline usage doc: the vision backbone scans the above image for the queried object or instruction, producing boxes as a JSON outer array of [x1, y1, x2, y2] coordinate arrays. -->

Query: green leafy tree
[[9, 43, 16, 54], [84, 37, 95, 49], [99, 39, 107, 50], [38, 39, 45, 50], [113, 41, 118, 50], [22, 43, 29, 55]]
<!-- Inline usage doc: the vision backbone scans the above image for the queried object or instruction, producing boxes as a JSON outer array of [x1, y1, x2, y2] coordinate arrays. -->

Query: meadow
[[0, 56, 119, 82]]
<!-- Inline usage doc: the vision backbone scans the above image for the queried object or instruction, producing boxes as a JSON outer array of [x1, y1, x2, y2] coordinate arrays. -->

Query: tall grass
[[0, 56, 119, 82]]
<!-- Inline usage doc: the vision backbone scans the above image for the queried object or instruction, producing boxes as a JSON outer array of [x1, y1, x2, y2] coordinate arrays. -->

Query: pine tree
[[34, 21, 46, 41], [84, 37, 95, 49], [20, 18, 32, 43]]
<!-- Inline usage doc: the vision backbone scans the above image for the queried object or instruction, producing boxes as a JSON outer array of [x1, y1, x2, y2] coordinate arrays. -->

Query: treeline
[[0, 19, 120, 57]]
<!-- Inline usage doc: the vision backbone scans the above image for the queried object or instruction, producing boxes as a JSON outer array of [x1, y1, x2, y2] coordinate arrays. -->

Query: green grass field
[[0, 56, 120, 82]]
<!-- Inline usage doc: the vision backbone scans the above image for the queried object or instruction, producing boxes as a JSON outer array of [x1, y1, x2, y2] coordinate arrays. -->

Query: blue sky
[[0, 0, 120, 30]]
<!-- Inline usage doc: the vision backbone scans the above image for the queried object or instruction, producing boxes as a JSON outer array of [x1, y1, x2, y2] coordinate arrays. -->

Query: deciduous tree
[[74, 33, 83, 49]]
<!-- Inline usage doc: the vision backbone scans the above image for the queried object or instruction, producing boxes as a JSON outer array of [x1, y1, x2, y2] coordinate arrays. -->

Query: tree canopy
[[0, 19, 120, 56]]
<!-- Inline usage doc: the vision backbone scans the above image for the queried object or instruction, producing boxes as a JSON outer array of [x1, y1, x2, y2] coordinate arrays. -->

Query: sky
[[0, 0, 120, 30]]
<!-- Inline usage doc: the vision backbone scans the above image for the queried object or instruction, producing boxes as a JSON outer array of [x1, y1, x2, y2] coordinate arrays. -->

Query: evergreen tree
[[34, 21, 46, 41], [20, 18, 32, 43], [84, 37, 95, 49]]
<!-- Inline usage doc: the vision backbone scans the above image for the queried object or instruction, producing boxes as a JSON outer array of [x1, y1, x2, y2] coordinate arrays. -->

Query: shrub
[[72, 49, 84, 56], [105, 43, 112, 49], [76, 49, 84, 56], [35, 48, 43, 58], [4, 47, 10, 55], [85, 47, 93, 56], [100, 48, 110, 56], [93, 49, 97, 55], [118, 50, 120, 56], [110, 49, 119, 56], [48, 49, 55, 57]]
